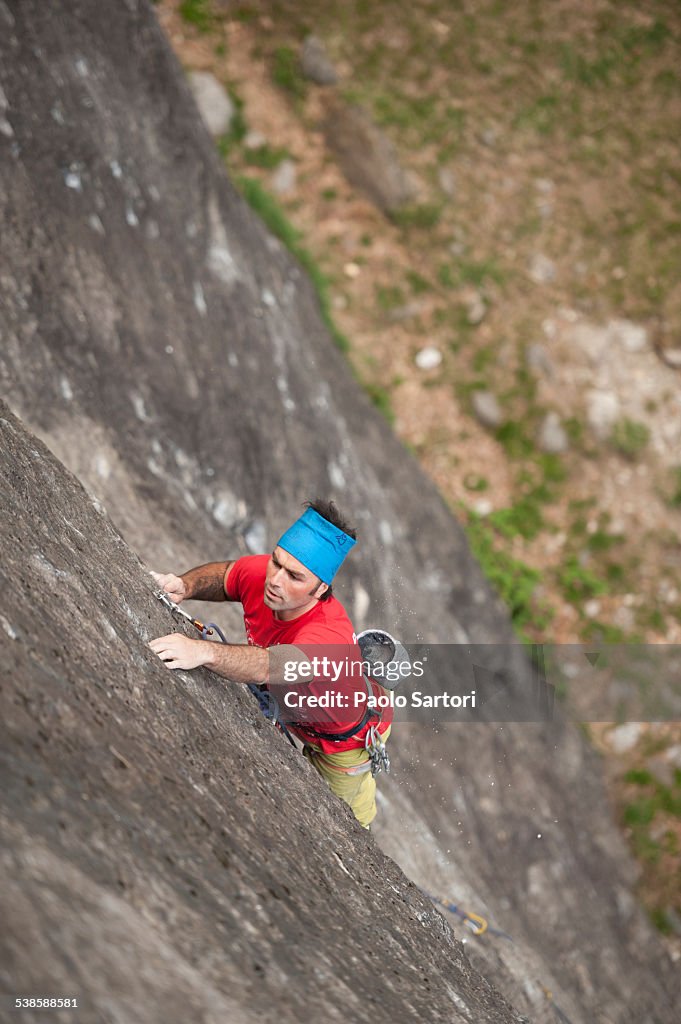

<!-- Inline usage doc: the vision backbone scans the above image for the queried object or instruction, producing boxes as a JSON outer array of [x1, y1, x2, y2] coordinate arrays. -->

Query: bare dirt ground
[[157, 0, 681, 951]]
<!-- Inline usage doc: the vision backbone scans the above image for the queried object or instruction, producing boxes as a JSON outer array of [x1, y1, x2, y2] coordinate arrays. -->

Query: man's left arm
[[149, 633, 268, 685]]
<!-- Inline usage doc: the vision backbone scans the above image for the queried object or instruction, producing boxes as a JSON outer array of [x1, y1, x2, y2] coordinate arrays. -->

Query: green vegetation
[[375, 284, 405, 311], [244, 144, 292, 170], [557, 555, 608, 604], [560, 44, 619, 88], [649, 907, 674, 936], [611, 417, 651, 459], [669, 466, 681, 507], [272, 46, 307, 100], [438, 263, 455, 289], [624, 768, 654, 786], [179, 0, 212, 32], [626, 770, 681, 816], [216, 92, 247, 156], [622, 767, 681, 872], [405, 269, 431, 294], [460, 257, 506, 286], [392, 203, 443, 230], [489, 498, 544, 541], [582, 620, 631, 644], [440, 257, 506, 290], [472, 346, 494, 373], [495, 421, 534, 459], [513, 93, 560, 136], [465, 513, 551, 638], [363, 383, 395, 424], [636, 606, 666, 632], [463, 473, 489, 492], [373, 91, 438, 131]]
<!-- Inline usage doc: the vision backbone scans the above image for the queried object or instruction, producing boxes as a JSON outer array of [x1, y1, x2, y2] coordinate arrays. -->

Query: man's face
[[264, 546, 328, 620]]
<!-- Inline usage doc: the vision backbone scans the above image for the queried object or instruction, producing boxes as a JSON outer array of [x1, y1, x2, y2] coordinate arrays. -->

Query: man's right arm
[[151, 561, 236, 603]]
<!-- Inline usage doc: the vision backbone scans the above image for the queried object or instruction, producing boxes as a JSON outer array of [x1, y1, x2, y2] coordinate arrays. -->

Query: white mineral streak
[[207, 196, 239, 284]]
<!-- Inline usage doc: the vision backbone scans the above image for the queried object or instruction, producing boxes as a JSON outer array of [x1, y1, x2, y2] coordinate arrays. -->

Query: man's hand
[[149, 633, 210, 670], [150, 571, 187, 604]]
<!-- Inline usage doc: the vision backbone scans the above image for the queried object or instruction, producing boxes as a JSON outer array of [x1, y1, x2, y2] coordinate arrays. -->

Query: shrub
[[611, 417, 650, 459]]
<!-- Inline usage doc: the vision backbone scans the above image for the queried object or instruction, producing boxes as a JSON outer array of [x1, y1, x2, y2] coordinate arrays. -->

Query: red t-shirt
[[225, 555, 392, 752]]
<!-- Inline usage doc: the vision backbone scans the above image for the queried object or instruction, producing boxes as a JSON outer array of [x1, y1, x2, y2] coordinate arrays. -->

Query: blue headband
[[277, 508, 356, 585]]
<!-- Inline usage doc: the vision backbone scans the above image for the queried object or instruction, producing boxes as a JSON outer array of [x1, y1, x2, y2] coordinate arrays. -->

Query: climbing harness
[[305, 720, 391, 778], [287, 677, 390, 777], [288, 671, 380, 739]]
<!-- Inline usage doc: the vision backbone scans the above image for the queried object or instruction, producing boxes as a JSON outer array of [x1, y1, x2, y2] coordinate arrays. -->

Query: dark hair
[[304, 498, 357, 600]]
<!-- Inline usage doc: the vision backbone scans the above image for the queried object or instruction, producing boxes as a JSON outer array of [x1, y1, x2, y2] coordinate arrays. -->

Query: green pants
[[303, 726, 391, 829]]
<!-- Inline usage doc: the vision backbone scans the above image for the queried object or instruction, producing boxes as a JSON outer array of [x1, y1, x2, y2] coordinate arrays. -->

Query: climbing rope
[[423, 889, 575, 1024]]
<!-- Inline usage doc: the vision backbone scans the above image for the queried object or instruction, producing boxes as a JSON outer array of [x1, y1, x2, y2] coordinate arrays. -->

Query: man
[[149, 499, 392, 828]]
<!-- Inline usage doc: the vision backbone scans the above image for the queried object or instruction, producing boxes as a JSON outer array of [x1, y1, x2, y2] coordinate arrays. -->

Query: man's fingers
[[150, 571, 173, 588], [150, 571, 185, 601], [149, 634, 172, 652], [149, 634, 204, 672], [149, 635, 179, 663]]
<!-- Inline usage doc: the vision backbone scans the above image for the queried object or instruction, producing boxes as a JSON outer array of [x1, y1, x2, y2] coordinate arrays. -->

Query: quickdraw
[[364, 724, 390, 777], [425, 891, 490, 936], [156, 590, 214, 637], [423, 889, 516, 941]]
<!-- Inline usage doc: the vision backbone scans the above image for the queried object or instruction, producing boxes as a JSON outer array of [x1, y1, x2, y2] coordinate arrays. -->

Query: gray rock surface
[[586, 388, 620, 439], [540, 311, 681, 460], [466, 291, 487, 325], [525, 343, 555, 379], [0, 3, 678, 1022], [188, 70, 234, 136], [472, 390, 505, 429], [528, 253, 556, 284], [322, 98, 418, 214], [437, 166, 457, 197], [300, 35, 338, 85], [271, 158, 297, 195], [537, 411, 569, 454]]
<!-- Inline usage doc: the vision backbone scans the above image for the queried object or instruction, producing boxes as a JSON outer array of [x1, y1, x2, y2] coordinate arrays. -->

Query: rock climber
[[149, 499, 392, 828]]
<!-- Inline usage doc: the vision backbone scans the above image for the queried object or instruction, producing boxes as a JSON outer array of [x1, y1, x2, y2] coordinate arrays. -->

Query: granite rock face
[[0, 2, 678, 1022], [0, 403, 518, 1024]]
